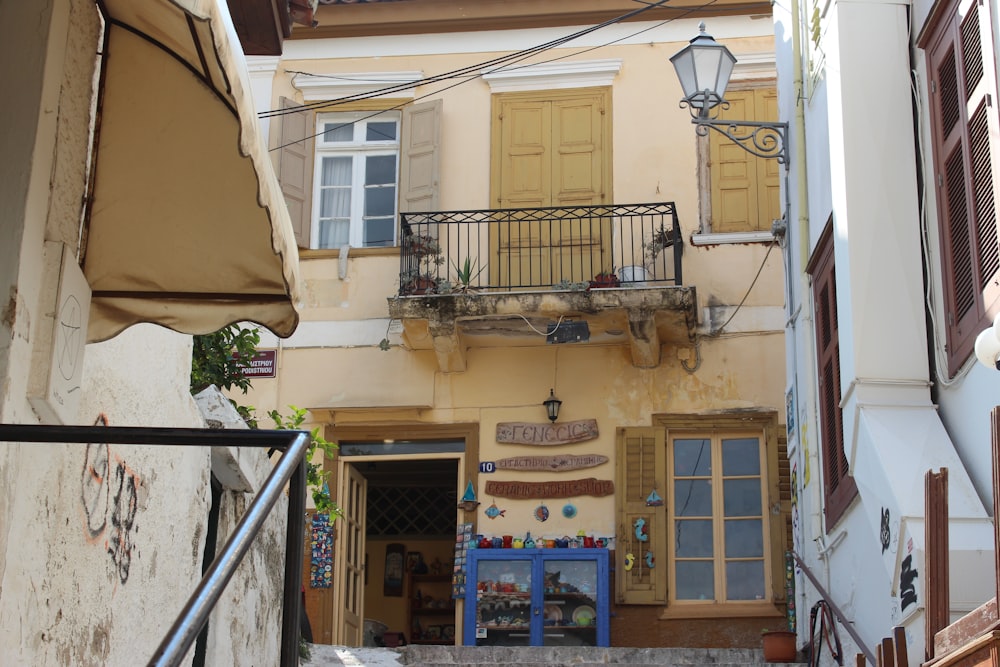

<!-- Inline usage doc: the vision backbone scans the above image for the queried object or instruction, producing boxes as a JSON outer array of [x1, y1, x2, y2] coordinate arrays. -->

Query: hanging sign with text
[[234, 349, 277, 379], [496, 419, 598, 445], [495, 454, 608, 472], [484, 478, 614, 499]]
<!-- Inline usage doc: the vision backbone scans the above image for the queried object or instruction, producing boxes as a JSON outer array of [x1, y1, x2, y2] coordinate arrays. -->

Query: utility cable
[[259, 0, 672, 119]]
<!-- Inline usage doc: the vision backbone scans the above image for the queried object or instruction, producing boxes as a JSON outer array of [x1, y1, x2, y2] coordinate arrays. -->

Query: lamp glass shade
[[543, 390, 562, 422], [669, 27, 737, 112]]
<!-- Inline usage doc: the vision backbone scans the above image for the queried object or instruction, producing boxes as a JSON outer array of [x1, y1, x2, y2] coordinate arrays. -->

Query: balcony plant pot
[[588, 271, 621, 290], [761, 630, 797, 663], [404, 276, 437, 295]]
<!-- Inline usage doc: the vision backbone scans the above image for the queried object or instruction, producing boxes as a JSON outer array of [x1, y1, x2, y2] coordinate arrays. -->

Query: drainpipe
[[784, 0, 834, 615]]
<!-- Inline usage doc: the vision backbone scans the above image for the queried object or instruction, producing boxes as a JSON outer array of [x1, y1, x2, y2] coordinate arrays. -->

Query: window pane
[[675, 561, 715, 600], [321, 156, 352, 186], [366, 155, 397, 185], [320, 188, 350, 219], [722, 438, 761, 475], [723, 479, 762, 517], [725, 560, 765, 600], [364, 218, 395, 247], [674, 479, 712, 516], [323, 122, 354, 142], [365, 186, 396, 217], [674, 439, 712, 476], [675, 519, 713, 557], [319, 220, 349, 249], [367, 121, 397, 141], [724, 519, 764, 557]]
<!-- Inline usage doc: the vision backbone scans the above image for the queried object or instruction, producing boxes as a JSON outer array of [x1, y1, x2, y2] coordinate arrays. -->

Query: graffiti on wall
[[80, 414, 142, 584], [900, 552, 919, 612], [880, 507, 891, 553]]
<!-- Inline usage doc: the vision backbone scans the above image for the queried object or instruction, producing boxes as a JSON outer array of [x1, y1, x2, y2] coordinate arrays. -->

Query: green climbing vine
[[190, 324, 340, 517]]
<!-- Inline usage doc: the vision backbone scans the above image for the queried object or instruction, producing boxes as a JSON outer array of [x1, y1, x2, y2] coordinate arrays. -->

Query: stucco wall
[[0, 0, 291, 663]]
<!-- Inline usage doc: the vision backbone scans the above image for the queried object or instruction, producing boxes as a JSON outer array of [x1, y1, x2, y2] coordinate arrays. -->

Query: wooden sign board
[[496, 419, 599, 445], [495, 454, 608, 472], [485, 478, 614, 499]]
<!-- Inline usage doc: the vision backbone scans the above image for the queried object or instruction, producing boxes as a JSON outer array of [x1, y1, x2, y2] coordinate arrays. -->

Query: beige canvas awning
[[84, 0, 301, 342]]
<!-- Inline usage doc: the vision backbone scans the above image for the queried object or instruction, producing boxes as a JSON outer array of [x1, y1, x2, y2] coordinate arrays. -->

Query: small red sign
[[236, 349, 277, 379]]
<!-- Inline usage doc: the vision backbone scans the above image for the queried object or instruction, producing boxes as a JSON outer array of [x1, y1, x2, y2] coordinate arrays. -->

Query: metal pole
[[280, 457, 307, 666], [148, 432, 310, 667]]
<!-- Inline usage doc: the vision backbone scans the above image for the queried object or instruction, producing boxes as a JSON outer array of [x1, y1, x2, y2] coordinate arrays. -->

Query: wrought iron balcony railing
[[398, 202, 682, 296]]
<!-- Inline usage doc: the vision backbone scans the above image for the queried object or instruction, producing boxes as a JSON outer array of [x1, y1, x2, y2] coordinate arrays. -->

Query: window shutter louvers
[[928, 0, 1000, 373], [810, 228, 856, 527], [616, 428, 666, 604]]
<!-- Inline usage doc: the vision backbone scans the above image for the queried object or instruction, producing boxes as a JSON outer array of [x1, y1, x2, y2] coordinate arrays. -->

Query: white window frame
[[312, 110, 401, 249]]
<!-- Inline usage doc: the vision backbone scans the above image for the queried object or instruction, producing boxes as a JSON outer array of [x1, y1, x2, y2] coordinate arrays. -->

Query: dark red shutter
[[809, 223, 856, 528], [926, 0, 1000, 375]]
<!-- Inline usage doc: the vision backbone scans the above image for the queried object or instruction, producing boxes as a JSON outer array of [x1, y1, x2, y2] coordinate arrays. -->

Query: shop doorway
[[329, 442, 465, 647]]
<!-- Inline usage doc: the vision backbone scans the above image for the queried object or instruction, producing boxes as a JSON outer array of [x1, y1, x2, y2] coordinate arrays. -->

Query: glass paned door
[[542, 559, 599, 646], [472, 557, 533, 646]]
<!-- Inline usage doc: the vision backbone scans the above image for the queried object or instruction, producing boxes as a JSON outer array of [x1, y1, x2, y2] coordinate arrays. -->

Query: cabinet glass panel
[[472, 558, 533, 646], [542, 559, 598, 646]]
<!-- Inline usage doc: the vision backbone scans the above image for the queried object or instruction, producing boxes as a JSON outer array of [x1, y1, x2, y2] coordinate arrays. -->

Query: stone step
[[303, 644, 810, 667]]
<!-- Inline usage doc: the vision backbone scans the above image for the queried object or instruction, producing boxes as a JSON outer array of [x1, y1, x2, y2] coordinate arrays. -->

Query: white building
[[773, 0, 999, 662]]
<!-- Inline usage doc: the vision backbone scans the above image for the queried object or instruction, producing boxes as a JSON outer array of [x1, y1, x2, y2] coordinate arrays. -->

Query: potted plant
[[761, 628, 797, 663], [642, 224, 676, 269], [400, 232, 444, 295], [588, 269, 620, 289], [400, 269, 439, 295]]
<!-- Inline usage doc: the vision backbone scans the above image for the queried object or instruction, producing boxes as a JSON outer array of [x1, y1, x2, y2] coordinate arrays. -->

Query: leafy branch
[[268, 406, 341, 518], [191, 324, 341, 517]]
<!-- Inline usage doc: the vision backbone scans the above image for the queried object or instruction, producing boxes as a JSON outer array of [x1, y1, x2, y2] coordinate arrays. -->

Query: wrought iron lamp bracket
[[693, 118, 789, 164], [679, 98, 789, 164]]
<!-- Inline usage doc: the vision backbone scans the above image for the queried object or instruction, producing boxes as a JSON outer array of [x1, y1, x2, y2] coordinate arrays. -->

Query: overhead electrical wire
[[259, 0, 672, 119], [265, 0, 721, 151]]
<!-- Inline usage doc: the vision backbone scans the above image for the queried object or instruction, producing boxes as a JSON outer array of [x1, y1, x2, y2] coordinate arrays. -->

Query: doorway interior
[[328, 441, 465, 647]]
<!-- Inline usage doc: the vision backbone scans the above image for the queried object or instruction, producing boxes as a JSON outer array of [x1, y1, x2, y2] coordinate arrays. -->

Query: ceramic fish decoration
[[634, 517, 649, 541], [645, 551, 656, 568], [624, 553, 635, 571], [485, 501, 506, 519]]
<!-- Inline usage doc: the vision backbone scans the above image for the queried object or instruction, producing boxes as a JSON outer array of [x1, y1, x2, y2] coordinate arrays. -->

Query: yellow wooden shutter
[[497, 97, 551, 209], [616, 427, 667, 604], [709, 87, 781, 233], [491, 89, 612, 286], [551, 93, 605, 207]]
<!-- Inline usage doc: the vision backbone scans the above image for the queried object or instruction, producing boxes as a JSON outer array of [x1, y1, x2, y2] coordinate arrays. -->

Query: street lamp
[[975, 314, 1000, 370], [671, 23, 789, 164]]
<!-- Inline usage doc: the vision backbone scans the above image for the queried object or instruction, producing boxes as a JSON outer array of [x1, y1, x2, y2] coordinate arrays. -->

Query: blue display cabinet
[[463, 548, 609, 647]]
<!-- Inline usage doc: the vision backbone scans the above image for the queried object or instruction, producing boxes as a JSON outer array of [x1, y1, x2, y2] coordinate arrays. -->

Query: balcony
[[387, 203, 697, 372]]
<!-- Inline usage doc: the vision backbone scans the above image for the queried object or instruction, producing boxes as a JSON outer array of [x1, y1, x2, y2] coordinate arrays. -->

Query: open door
[[334, 462, 368, 645]]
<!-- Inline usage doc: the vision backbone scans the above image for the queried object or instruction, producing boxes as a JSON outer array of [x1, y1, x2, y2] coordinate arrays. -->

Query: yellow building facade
[[246, 0, 789, 650]]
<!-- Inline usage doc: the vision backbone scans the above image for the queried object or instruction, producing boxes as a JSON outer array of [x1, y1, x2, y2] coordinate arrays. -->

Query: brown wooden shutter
[[808, 223, 856, 527], [276, 97, 314, 248], [615, 427, 666, 604], [927, 0, 1000, 374], [400, 99, 442, 213]]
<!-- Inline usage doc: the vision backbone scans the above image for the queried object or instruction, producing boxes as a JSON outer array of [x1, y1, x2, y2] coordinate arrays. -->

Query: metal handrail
[[0, 424, 310, 667], [793, 551, 877, 665]]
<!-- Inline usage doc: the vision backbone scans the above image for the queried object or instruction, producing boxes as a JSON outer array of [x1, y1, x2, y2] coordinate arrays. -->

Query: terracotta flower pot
[[762, 630, 797, 662]]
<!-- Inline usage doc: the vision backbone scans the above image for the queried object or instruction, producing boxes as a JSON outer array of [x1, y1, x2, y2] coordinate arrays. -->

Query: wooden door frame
[[320, 422, 479, 646]]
